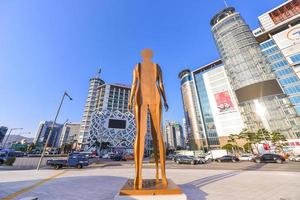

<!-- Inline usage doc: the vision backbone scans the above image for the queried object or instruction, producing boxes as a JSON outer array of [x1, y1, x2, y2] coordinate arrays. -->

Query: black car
[[111, 154, 124, 161], [254, 154, 285, 164], [175, 155, 198, 165], [215, 155, 239, 163]]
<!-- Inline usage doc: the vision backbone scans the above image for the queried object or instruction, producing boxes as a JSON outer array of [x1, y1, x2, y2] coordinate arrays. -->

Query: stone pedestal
[[114, 193, 187, 200], [114, 179, 187, 200]]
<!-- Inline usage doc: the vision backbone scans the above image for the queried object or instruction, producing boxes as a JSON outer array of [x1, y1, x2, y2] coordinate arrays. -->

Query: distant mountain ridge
[[1, 134, 34, 146]]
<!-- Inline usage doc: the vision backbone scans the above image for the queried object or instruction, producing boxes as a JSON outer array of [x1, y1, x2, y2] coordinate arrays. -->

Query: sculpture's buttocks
[[139, 63, 160, 105]]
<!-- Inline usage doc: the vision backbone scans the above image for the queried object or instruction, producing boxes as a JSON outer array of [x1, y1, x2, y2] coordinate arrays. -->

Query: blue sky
[[0, 0, 285, 138]]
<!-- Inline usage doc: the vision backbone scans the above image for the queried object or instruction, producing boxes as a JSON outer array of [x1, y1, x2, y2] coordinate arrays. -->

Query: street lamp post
[[36, 91, 72, 170], [2, 128, 23, 148]]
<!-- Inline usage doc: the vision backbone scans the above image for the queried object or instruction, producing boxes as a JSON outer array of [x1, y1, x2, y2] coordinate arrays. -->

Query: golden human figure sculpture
[[128, 48, 169, 189]]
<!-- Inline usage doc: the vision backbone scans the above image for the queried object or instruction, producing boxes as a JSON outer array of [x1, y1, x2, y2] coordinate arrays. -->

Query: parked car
[[111, 154, 124, 161], [0, 149, 16, 165], [122, 154, 134, 161], [294, 155, 300, 162], [205, 150, 227, 161], [215, 155, 239, 163], [173, 154, 184, 162], [45, 148, 59, 155], [254, 153, 285, 164], [167, 154, 175, 160], [288, 155, 296, 161], [46, 153, 89, 169], [289, 155, 300, 162], [102, 152, 115, 159], [239, 154, 254, 161], [194, 157, 206, 164], [175, 155, 199, 165]]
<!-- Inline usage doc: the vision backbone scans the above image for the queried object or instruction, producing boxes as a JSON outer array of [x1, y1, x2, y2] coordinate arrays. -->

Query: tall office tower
[[192, 60, 245, 147], [78, 71, 105, 148], [0, 126, 8, 144], [34, 121, 63, 148], [182, 118, 188, 148], [254, 0, 300, 137], [164, 121, 176, 149], [95, 83, 131, 112], [164, 121, 185, 150], [210, 7, 299, 138], [59, 122, 80, 148], [179, 70, 206, 150], [173, 122, 185, 148], [179, 60, 245, 148]]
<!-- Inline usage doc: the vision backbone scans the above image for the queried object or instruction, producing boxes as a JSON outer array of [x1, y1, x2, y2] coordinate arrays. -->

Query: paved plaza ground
[[1, 162, 300, 200]]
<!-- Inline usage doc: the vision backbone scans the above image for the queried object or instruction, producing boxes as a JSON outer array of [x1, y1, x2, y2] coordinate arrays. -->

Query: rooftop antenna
[[97, 68, 101, 78], [224, 0, 229, 8]]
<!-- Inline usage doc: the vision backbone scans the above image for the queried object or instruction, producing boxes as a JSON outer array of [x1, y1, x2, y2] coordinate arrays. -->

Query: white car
[[102, 153, 114, 159], [294, 155, 300, 162], [239, 154, 254, 161]]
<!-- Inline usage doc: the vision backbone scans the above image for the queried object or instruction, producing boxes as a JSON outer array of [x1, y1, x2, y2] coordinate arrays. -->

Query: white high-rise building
[[164, 121, 184, 150], [78, 71, 104, 149], [59, 122, 80, 148]]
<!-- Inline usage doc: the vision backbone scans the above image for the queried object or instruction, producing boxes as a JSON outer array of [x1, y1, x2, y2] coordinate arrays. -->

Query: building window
[[290, 54, 300, 64], [276, 68, 293, 76], [290, 96, 300, 104], [267, 53, 284, 63], [279, 76, 299, 85], [284, 85, 300, 94], [271, 60, 288, 70], [262, 46, 279, 55], [295, 106, 300, 115], [260, 40, 275, 49], [181, 75, 191, 85]]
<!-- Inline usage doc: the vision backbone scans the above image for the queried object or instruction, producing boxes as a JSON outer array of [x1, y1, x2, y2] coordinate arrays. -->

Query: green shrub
[[5, 157, 16, 166]]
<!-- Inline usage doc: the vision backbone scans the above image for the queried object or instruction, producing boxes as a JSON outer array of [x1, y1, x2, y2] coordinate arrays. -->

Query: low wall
[[13, 157, 67, 169]]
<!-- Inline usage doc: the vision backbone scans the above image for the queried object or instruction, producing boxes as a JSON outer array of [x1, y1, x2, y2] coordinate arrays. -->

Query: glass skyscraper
[[179, 70, 206, 150], [179, 60, 245, 150], [193, 65, 220, 148], [210, 7, 300, 138]]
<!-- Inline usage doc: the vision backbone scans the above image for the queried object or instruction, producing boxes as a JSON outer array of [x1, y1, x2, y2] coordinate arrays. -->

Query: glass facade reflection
[[193, 69, 220, 147], [261, 38, 300, 116], [211, 7, 300, 138]]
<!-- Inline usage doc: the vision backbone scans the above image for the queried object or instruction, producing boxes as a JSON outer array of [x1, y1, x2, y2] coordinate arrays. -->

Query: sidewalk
[[1, 168, 300, 200]]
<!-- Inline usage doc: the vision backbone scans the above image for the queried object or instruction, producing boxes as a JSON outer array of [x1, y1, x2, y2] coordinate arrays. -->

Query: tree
[[61, 143, 72, 154], [27, 143, 36, 153], [270, 131, 286, 153], [243, 143, 252, 153], [237, 129, 257, 154], [227, 134, 240, 154], [256, 129, 271, 142], [222, 143, 235, 152]]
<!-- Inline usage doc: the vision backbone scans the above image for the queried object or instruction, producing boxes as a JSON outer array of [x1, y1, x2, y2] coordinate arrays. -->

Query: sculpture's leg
[[149, 113, 159, 182], [150, 104, 168, 185], [134, 105, 147, 189], [133, 105, 140, 189]]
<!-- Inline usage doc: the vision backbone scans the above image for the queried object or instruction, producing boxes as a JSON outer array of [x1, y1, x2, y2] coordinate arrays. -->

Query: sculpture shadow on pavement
[[1, 171, 243, 200]]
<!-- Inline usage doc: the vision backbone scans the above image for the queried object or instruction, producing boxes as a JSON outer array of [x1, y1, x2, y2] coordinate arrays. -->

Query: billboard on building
[[214, 91, 235, 113]]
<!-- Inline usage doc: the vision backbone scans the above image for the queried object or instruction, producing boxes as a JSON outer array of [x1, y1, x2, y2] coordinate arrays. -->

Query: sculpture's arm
[[157, 65, 169, 111], [128, 66, 138, 110]]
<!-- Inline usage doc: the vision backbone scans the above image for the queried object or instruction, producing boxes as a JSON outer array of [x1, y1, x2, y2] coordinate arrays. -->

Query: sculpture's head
[[141, 48, 153, 61]]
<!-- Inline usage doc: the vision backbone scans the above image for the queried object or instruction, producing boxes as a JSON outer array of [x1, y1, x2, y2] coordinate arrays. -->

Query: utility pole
[[36, 91, 72, 170]]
